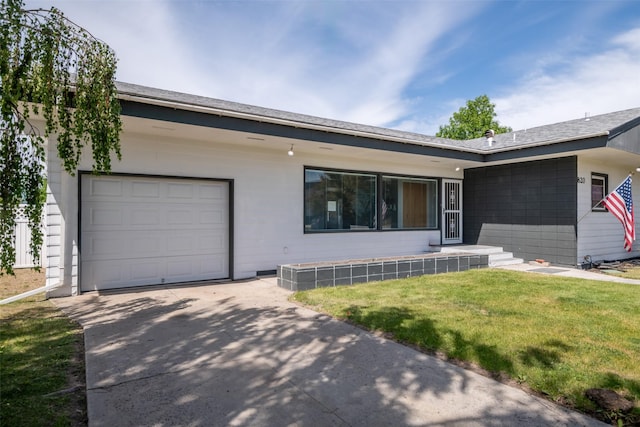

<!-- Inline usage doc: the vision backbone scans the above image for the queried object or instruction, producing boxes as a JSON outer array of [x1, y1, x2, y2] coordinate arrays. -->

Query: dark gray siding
[[608, 123, 640, 153], [464, 156, 577, 266]]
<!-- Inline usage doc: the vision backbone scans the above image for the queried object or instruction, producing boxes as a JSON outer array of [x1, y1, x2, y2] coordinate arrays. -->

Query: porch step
[[488, 252, 525, 267], [438, 245, 524, 267]]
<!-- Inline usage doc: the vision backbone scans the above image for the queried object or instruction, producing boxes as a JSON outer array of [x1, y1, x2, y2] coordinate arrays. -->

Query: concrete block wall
[[278, 253, 488, 291]]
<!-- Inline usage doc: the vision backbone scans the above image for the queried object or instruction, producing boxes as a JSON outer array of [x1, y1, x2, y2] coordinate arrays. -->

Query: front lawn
[[291, 269, 639, 425], [0, 270, 86, 426]]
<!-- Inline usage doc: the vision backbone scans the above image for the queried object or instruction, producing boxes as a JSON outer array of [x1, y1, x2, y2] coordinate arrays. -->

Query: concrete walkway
[[497, 262, 640, 285], [53, 270, 613, 427]]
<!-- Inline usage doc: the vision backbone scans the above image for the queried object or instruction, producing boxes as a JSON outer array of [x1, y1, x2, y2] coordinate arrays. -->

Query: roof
[[467, 107, 640, 153], [115, 81, 640, 157], [115, 81, 464, 149]]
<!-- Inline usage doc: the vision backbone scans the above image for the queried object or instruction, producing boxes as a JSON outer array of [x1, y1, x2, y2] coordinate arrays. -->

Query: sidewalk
[[497, 262, 640, 285], [54, 274, 607, 427]]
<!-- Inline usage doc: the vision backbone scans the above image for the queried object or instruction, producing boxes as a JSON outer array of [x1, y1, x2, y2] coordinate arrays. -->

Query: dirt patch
[[0, 268, 47, 299]]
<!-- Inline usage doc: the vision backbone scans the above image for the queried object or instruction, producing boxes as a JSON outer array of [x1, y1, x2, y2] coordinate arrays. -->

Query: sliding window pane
[[382, 176, 437, 229]]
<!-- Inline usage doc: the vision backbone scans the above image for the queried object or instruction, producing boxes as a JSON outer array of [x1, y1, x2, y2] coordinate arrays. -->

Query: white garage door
[[80, 175, 229, 291]]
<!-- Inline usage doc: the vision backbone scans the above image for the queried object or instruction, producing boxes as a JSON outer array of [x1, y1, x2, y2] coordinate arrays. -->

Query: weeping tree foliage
[[436, 94, 512, 140], [0, 0, 122, 275]]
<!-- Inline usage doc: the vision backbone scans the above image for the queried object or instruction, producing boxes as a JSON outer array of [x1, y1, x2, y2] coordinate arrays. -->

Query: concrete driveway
[[54, 277, 605, 427]]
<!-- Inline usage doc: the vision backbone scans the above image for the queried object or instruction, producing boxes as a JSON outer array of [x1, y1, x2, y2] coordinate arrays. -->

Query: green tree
[[436, 94, 512, 140], [1, 0, 122, 275]]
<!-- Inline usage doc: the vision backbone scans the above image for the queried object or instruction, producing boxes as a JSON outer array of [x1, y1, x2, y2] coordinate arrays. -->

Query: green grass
[[0, 270, 86, 427], [291, 269, 640, 424]]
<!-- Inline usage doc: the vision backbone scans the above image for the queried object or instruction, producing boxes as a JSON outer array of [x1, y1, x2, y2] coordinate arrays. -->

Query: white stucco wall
[[577, 157, 640, 264], [47, 120, 464, 295]]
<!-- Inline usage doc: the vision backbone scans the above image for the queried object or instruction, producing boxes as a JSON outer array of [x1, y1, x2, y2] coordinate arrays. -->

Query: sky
[[23, 0, 640, 136]]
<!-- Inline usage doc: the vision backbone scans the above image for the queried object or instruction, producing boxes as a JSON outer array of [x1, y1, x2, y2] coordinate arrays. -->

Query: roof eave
[[485, 130, 611, 154], [118, 94, 486, 162], [485, 133, 611, 162], [115, 82, 639, 163], [117, 91, 480, 155]]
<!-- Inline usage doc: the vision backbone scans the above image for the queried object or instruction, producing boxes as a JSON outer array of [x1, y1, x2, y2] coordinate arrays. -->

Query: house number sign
[[577, 177, 586, 183]]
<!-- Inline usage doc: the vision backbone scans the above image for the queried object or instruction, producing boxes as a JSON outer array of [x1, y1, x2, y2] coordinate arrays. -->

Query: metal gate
[[442, 179, 462, 244]]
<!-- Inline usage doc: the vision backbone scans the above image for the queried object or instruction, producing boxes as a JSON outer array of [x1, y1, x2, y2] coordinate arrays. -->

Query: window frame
[[303, 166, 439, 233], [591, 172, 608, 211]]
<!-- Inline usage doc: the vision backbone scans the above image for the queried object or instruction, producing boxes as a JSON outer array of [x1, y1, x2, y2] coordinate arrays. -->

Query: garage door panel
[[199, 184, 225, 199], [166, 259, 193, 277], [167, 209, 194, 225], [86, 204, 223, 229], [89, 178, 123, 197], [85, 233, 165, 259], [89, 236, 135, 257], [84, 231, 226, 260], [131, 181, 160, 198], [83, 254, 226, 291], [89, 208, 124, 226], [167, 183, 194, 199], [84, 262, 124, 287], [130, 235, 166, 255], [200, 257, 225, 276], [131, 261, 162, 281], [83, 206, 228, 231], [168, 235, 195, 252], [199, 233, 226, 251], [83, 260, 156, 290], [131, 208, 160, 226], [81, 175, 229, 291], [200, 209, 225, 224]]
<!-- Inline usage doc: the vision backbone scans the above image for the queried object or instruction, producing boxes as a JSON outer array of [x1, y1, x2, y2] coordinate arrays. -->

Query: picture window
[[304, 167, 438, 232]]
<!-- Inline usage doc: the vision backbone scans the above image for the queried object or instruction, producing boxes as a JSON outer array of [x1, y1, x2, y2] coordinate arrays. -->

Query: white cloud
[[395, 97, 467, 136], [40, 0, 639, 139], [168, 1, 485, 127], [21, 1, 488, 133], [612, 27, 640, 51], [336, 3, 476, 125], [494, 26, 640, 130], [24, 0, 211, 95]]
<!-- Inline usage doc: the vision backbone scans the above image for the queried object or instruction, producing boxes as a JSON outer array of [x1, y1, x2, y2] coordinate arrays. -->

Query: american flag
[[603, 175, 635, 251]]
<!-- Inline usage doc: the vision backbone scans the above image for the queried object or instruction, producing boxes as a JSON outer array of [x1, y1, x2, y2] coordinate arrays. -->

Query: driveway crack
[[88, 368, 189, 392]]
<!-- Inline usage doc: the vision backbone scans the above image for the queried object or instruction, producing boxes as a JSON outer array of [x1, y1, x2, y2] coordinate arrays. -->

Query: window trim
[[591, 172, 608, 211], [303, 166, 439, 233]]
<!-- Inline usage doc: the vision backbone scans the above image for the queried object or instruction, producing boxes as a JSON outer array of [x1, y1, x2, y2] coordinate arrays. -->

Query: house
[[42, 82, 640, 296]]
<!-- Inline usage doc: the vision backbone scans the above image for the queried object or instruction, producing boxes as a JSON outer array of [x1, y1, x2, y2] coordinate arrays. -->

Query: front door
[[442, 179, 462, 244]]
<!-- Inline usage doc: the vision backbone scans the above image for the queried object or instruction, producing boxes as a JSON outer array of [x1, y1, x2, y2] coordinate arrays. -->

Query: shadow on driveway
[[54, 278, 605, 427]]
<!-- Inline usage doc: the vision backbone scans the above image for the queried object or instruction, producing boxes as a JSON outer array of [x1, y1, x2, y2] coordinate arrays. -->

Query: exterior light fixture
[[287, 145, 294, 156]]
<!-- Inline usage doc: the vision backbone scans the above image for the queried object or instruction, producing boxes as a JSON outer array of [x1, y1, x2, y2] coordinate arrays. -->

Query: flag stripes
[[603, 175, 635, 251]]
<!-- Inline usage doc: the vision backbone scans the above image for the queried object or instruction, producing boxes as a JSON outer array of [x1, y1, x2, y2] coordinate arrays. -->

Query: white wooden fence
[[13, 204, 45, 269]]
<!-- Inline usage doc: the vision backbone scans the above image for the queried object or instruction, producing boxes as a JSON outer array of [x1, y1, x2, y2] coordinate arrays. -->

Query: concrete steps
[[438, 245, 524, 267]]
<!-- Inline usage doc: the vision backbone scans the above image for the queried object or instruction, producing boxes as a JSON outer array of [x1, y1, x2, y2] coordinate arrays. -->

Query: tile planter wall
[[277, 253, 488, 291]]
